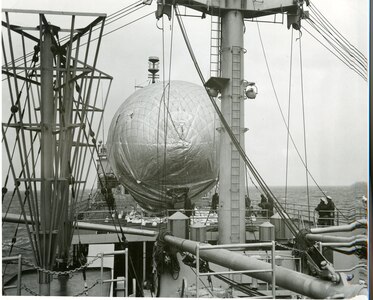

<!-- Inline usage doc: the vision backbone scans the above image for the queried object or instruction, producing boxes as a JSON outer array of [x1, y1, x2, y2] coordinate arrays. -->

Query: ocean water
[[2, 183, 367, 282], [248, 183, 367, 216]]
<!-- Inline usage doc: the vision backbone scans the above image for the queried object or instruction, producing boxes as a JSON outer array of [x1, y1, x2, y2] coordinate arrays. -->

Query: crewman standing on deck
[[258, 194, 268, 217], [325, 196, 335, 225], [315, 197, 328, 226], [183, 192, 193, 217], [267, 196, 274, 217], [211, 192, 219, 213], [245, 194, 251, 217]]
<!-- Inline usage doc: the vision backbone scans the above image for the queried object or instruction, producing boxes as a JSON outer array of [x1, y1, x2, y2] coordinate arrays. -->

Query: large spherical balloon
[[106, 81, 219, 212]]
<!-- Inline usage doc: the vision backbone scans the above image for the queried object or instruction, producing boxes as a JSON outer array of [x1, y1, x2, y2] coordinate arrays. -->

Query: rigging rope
[[156, 9, 190, 209], [254, 19, 330, 199], [1, 125, 40, 265], [162, 8, 175, 207], [253, 10, 352, 224], [101, 11, 154, 38], [1, 48, 43, 267], [245, 167, 260, 195], [158, 12, 166, 205], [309, 2, 367, 66], [284, 28, 294, 211], [304, 19, 367, 81], [302, 2, 367, 81], [298, 31, 311, 225], [156, 84, 167, 205], [70, 101, 126, 247]]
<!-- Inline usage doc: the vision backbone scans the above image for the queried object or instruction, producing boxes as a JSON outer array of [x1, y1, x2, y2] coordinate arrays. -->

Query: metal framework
[[2, 9, 112, 295]]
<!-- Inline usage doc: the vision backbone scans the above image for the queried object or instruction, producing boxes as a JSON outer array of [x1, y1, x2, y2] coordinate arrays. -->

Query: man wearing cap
[[325, 196, 335, 225], [315, 198, 328, 226]]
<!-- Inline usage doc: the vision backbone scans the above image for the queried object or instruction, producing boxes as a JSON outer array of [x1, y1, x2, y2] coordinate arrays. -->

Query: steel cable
[[304, 19, 367, 81], [284, 28, 294, 211], [303, 3, 367, 81], [309, 2, 367, 65], [298, 32, 311, 225]]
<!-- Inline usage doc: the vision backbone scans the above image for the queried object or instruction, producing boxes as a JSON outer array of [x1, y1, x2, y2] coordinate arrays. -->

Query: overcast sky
[[1, 0, 369, 187]]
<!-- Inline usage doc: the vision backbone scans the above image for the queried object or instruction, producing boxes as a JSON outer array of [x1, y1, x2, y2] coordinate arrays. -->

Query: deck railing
[[76, 199, 366, 232], [95, 249, 130, 297], [2, 254, 22, 295], [195, 242, 277, 298], [2, 250, 130, 296]]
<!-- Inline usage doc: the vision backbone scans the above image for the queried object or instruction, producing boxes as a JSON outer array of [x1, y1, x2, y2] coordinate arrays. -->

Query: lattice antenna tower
[[2, 9, 112, 295]]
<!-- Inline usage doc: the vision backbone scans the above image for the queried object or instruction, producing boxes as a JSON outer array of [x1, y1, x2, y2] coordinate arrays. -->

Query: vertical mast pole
[[39, 25, 55, 296], [218, 6, 246, 244], [57, 70, 74, 267]]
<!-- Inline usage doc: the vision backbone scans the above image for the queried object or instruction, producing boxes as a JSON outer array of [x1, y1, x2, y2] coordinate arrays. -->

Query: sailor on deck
[[258, 194, 268, 217], [245, 194, 251, 217], [211, 192, 219, 213], [267, 196, 274, 217], [183, 192, 193, 217], [325, 196, 335, 225], [315, 197, 328, 226]]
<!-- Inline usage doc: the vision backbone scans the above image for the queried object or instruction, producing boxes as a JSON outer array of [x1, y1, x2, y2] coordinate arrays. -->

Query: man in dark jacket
[[183, 192, 193, 217], [245, 195, 251, 217], [258, 194, 268, 217], [325, 196, 335, 225], [315, 198, 328, 226], [211, 192, 219, 213], [267, 196, 274, 217]]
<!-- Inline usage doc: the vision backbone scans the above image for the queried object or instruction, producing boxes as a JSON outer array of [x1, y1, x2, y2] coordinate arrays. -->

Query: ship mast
[[156, 0, 306, 244], [218, 7, 245, 244], [39, 23, 56, 296]]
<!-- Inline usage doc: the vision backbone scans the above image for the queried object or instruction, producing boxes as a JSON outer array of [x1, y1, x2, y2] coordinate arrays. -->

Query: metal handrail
[[195, 242, 276, 298], [2, 254, 22, 295], [98, 249, 128, 297], [2, 251, 129, 296], [336, 264, 367, 273]]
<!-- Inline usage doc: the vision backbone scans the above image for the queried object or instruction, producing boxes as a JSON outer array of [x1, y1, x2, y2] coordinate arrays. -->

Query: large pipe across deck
[[163, 235, 367, 299], [3, 213, 157, 237], [306, 233, 366, 243], [309, 219, 367, 234], [75, 221, 157, 236]]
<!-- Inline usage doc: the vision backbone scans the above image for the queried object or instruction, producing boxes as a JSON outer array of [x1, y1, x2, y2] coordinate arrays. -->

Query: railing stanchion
[[196, 243, 200, 297], [272, 241, 276, 298], [17, 254, 22, 295], [100, 253, 104, 296], [125, 248, 128, 297]]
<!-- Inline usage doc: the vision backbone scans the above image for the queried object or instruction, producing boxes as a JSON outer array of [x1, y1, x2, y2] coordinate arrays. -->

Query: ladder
[[210, 15, 221, 77], [230, 46, 243, 242]]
